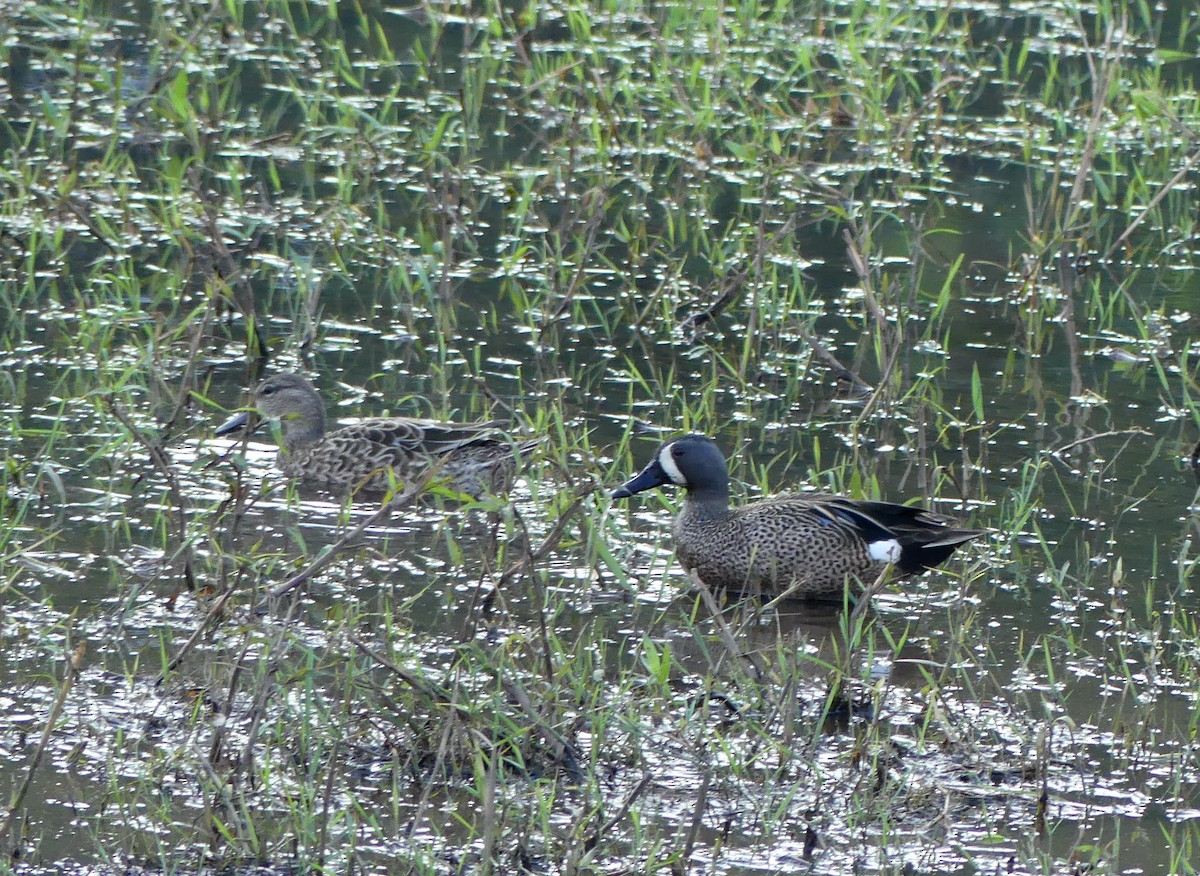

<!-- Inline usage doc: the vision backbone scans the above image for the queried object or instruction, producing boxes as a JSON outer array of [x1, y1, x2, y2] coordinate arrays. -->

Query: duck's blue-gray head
[[612, 435, 730, 501]]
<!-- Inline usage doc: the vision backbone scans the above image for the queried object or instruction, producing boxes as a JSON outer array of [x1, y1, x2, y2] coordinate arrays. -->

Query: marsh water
[[3, 0, 1200, 873]]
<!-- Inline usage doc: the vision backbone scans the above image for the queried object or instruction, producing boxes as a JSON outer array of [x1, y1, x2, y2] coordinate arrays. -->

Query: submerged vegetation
[[2, 0, 1200, 872]]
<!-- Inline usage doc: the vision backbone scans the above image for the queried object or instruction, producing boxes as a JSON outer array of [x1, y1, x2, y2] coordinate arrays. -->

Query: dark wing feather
[[806, 496, 984, 573]]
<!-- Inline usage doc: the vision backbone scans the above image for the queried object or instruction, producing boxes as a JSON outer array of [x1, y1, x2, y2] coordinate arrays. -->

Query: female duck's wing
[[347, 418, 510, 456]]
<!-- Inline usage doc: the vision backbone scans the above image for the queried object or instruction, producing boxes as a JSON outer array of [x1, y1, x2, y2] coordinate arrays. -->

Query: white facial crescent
[[658, 443, 688, 486]]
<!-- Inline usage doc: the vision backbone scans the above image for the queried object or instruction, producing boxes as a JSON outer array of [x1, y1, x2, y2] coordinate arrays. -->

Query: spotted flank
[[612, 434, 983, 601]]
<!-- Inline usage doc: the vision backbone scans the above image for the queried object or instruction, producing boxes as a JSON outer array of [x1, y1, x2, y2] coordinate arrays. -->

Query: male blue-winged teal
[[215, 373, 538, 497], [612, 435, 983, 600]]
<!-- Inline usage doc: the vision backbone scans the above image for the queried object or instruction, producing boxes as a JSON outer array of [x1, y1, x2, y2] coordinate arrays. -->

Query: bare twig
[[1047, 428, 1151, 456], [500, 675, 582, 781], [349, 636, 456, 706], [0, 642, 85, 846], [107, 395, 197, 589], [692, 573, 767, 681], [258, 471, 437, 607], [406, 674, 464, 838], [158, 584, 241, 683], [1104, 147, 1200, 261], [581, 774, 651, 852], [678, 269, 750, 335], [493, 485, 598, 592]]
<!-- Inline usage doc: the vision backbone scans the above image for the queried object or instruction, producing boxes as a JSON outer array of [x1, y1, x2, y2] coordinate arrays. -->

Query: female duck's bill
[[214, 410, 251, 436]]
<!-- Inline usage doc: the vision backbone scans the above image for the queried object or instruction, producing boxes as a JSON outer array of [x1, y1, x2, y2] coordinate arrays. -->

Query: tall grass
[[0, 0, 1199, 872]]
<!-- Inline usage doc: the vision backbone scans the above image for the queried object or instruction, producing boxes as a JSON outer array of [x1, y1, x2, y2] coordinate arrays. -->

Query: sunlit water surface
[[3, 0, 1200, 873]]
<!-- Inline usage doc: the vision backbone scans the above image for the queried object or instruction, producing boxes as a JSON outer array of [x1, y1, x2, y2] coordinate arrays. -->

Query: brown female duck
[[216, 373, 537, 497]]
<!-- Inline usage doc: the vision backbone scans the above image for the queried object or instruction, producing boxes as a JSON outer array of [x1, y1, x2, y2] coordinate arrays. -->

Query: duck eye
[[672, 446, 685, 457], [260, 386, 275, 396]]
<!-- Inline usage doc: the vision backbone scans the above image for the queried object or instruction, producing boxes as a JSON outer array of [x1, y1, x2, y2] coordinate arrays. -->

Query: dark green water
[[3, 0, 1200, 872]]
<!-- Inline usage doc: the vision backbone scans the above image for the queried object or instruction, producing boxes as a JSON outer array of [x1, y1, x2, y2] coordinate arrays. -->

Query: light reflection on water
[[3, 277, 1199, 871], [3, 0, 1200, 872]]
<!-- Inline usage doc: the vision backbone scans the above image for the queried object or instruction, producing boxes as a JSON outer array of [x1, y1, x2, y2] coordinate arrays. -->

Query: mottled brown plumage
[[216, 374, 537, 497], [613, 436, 982, 600]]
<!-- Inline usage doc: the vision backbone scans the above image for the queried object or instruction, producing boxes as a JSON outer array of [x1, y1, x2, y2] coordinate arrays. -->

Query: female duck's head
[[215, 373, 328, 450]]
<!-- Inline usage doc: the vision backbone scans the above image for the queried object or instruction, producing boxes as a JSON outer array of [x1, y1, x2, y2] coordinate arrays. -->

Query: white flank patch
[[868, 538, 901, 564], [658, 443, 688, 485]]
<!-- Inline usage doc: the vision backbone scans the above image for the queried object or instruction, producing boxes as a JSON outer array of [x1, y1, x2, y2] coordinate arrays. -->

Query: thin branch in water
[[0, 642, 85, 847], [1047, 428, 1150, 456]]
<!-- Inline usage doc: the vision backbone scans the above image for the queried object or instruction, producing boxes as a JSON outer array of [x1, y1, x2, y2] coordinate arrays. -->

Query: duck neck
[[277, 409, 326, 453], [683, 481, 731, 520]]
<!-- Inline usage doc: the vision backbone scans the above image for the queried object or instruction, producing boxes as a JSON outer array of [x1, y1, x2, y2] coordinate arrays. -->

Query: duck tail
[[822, 499, 984, 574], [896, 528, 985, 573]]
